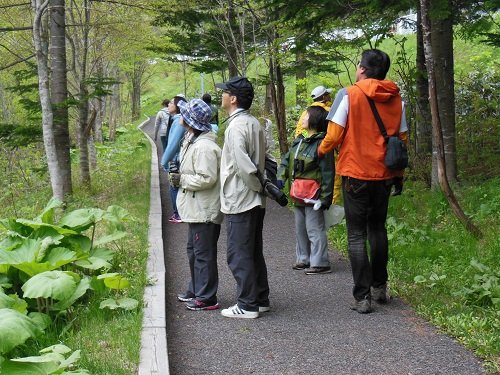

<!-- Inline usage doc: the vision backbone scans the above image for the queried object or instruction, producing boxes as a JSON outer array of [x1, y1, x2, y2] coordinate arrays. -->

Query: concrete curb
[[137, 118, 169, 375]]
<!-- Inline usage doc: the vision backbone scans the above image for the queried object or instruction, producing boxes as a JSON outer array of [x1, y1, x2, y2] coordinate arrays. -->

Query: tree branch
[[0, 54, 35, 71]]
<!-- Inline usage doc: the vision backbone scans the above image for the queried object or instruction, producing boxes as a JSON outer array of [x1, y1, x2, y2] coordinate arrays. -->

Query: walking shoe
[[221, 304, 259, 319], [350, 297, 372, 314], [292, 263, 310, 270], [371, 284, 389, 304], [177, 292, 194, 302], [168, 214, 183, 223], [304, 266, 332, 275], [259, 305, 271, 313], [186, 299, 220, 311]]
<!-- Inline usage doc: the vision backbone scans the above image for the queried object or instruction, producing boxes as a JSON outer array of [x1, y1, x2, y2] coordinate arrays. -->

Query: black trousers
[[225, 206, 270, 312], [342, 177, 392, 301], [185, 222, 221, 304]]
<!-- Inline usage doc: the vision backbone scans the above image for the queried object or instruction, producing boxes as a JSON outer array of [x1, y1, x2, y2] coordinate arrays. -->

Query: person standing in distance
[[216, 76, 270, 319], [154, 99, 171, 151], [318, 49, 408, 314]]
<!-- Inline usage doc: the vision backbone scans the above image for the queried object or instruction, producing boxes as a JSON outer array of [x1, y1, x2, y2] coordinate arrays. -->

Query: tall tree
[[420, 0, 481, 238], [49, 0, 72, 197], [31, 0, 64, 200]]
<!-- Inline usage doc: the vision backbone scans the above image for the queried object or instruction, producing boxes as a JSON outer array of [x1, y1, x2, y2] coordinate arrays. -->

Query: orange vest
[[336, 79, 403, 180]]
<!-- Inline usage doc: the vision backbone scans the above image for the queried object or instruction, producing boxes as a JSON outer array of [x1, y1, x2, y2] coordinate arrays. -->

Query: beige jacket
[[220, 110, 266, 214], [176, 132, 223, 224]]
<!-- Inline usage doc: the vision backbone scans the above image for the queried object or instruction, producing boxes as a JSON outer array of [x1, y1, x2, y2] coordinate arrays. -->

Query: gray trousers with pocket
[[294, 206, 330, 267]]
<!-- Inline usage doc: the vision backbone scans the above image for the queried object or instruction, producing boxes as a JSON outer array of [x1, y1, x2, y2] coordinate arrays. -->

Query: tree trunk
[[420, 0, 481, 238], [269, 56, 288, 155], [108, 70, 120, 142], [227, 0, 239, 77], [32, 0, 64, 201], [430, 0, 457, 186], [49, 0, 72, 198], [295, 43, 307, 108], [78, 0, 91, 185]]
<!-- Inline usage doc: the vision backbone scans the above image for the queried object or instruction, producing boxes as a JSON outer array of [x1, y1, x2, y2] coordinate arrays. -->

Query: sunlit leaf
[[0, 308, 42, 354], [22, 271, 77, 301], [99, 297, 138, 310]]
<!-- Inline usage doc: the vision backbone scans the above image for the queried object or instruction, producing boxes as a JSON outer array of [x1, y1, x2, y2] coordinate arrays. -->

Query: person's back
[[154, 99, 171, 151], [318, 49, 408, 315]]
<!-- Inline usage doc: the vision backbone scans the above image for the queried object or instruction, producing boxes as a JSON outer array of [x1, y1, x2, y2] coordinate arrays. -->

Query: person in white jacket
[[169, 98, 223, 311], [216, 76, 270, 319], [153, 99, 170, 151]]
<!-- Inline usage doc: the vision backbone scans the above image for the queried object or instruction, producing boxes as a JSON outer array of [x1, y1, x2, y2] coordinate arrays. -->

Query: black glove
[[169, 172, 181, 188], [392, 177, 403, 196]]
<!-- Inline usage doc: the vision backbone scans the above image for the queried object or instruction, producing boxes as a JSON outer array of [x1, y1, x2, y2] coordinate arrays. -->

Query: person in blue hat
[[169, 98, 223, 311]]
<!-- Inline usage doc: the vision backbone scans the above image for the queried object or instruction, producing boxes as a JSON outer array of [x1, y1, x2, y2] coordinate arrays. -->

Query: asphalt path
[[143, 118, 485, 375]]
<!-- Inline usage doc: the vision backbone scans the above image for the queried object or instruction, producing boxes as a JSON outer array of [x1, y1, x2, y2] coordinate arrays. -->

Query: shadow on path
[[143, 119, 485, 375]]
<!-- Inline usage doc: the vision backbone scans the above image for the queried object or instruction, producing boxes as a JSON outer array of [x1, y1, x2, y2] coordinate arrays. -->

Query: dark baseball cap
[[215, 76, 254, 100]]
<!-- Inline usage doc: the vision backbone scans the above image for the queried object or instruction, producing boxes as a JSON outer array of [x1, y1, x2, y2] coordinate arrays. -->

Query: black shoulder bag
[[366, 96, 408, 171]]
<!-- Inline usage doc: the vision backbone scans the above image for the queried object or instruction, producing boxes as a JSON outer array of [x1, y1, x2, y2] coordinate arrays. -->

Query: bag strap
[[365, 96, 389, 144], [292, 138, 304, 180]]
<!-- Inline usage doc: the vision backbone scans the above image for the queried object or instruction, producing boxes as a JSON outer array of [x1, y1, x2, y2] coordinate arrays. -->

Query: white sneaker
[[221, 304, 259, 319], [259, 306, 270, 313]]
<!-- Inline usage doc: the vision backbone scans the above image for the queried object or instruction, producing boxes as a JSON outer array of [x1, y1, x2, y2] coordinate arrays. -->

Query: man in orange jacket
[[318, 49, 408, 314]]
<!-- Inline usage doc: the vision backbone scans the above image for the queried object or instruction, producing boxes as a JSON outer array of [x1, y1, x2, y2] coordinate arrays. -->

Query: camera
[[262, 178, 288, 207]]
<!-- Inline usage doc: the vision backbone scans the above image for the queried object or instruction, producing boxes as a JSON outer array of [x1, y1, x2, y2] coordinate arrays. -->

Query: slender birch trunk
[[32, 0, 64, 201]]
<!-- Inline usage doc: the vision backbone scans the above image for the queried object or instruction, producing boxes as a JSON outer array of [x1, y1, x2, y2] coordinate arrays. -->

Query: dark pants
[[185, 222, 221, 304], [226, 207, 269, 312], [160, 135, 167, 152], [170, 186, 179, 216], [342, 177, 391, 301]]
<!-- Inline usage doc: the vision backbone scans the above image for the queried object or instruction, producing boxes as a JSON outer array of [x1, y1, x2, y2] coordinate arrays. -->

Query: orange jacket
[[319, 79, 405, 180]]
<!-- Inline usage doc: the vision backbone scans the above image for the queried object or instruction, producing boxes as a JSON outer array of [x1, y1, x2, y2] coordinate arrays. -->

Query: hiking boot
[[259, 305, 271, 313], [292, 263, 310, 270], [371, 284, 389, 304], [186, 299, 220, 311], [177, 292, 194, 302], [350, 297, 372, 314], [304, 266, 332, 275], [221, 304, 259, 319]]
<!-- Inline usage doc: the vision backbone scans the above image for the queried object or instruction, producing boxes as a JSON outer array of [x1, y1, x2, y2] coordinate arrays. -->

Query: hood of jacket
[[354, 78, 400, 103]]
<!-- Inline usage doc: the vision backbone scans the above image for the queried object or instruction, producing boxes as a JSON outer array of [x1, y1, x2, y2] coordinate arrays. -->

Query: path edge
[[137, 118, 169, 375]]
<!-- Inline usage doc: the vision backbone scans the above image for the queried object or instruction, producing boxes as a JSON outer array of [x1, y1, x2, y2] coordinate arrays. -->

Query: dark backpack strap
[[366, 96, 389, 143]]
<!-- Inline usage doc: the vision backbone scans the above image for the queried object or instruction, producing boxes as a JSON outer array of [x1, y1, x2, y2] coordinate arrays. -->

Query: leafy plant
[[455, 259, 500, 309]]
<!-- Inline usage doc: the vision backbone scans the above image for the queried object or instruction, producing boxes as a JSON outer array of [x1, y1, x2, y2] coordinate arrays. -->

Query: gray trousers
[[294, 206, 330, 267], [225, 207, 269, 312], [185, 222, 221, 304]]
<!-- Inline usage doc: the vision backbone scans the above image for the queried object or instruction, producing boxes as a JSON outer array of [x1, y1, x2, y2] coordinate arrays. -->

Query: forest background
[[0, 0, 498, 374]]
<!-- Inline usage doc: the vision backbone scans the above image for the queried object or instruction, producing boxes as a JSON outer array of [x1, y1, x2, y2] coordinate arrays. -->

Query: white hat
[[311, 86, 332, 101]]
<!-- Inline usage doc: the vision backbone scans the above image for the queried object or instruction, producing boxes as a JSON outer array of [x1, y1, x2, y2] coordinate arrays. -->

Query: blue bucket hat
[[178, 99, 213, 132]]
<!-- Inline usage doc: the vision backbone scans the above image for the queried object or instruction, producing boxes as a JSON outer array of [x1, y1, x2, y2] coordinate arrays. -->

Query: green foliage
[[456, 259, 500, 309], [0, 309, 42, 354]]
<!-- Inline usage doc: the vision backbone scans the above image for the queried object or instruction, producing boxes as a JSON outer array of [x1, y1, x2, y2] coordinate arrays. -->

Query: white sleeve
[[330, 95, 349, 128]]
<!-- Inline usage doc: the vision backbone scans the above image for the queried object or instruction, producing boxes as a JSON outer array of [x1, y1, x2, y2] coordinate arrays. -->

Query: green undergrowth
[[0, 122, 151, 374], [328, 178, 499, 372]]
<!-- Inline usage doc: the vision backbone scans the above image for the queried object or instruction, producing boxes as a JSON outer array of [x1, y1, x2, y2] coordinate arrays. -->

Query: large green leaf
[[99, 297, 138, 310], [0, 360, 57, 374], [0, 291, 27, 313], [97, 273, 130, 289], [22, 271, 78, 301], [0, 240, 77, 277], [28, 312, 52, 331], [93, 231, 127, 246], [16, 219, 77, 237], [0, 308, 42, 354], [0, 236, 23, 251], [74, 257, 111, 270], [53, 277, 91, 311], [36, 197, 63, 224], [61, 235, 92, 254], [58, 208, 105, 231]]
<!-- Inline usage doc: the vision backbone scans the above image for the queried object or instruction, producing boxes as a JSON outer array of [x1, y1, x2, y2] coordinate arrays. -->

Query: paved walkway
[[139, 119, 486, 375]]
